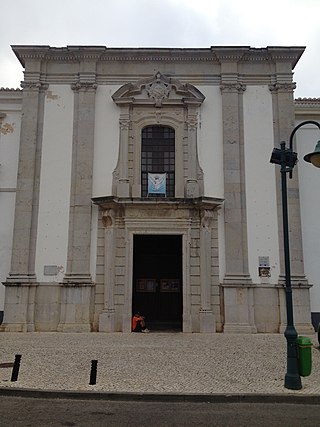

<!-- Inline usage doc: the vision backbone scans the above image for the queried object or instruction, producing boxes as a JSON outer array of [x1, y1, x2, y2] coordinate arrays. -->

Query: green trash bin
[[297, 336, 312, 377]]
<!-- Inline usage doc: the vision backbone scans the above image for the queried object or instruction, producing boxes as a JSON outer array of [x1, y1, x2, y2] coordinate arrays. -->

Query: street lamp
[[270, 120, 320, 390]]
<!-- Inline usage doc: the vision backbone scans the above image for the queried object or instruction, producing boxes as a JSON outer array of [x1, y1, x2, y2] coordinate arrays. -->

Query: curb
[[0, 387, 319, 404]]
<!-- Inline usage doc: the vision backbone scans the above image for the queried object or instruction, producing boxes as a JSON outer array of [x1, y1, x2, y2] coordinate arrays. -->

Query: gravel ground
[[0, 332, 319, 395]]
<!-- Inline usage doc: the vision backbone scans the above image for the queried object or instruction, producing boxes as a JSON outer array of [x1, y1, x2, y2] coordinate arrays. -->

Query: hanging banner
[[148, 173, 166, 195]]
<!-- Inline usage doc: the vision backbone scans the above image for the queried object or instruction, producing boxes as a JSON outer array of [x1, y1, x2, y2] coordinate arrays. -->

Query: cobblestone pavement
[[0, 332, 319, 395]]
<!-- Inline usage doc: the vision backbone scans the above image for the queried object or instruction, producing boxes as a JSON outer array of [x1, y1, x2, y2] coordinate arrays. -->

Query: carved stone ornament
[[20, 81, 42, 90], [220, 83, 246, 93], [71, 82, 98, 91], [268, 83, 296, 93], [102, 209, 115, 228], [146, 73, 171, 107], [201, 209, 215, 229], [112, 72, 205, 107], [119, 116, 130, 130], [187, 115, 198, 130]]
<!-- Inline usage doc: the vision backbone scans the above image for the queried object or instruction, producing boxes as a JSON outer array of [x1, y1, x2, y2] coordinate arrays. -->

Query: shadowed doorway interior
[[133, 235, 182, 331]]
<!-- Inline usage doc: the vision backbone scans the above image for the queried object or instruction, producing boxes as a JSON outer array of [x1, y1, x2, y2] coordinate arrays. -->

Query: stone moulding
[[112, 71, 205, 107], [11, 45, 305, 68], [269, 83, 297, 93], [92, 195, 224, 211]]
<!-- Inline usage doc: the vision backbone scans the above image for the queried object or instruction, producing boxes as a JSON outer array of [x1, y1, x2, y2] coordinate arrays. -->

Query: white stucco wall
[[92, 85, 121, 197], [296, 123, 320, 313], [35, 85, 74, 283], [0, 107, 21, 310], [198, 86, 224, 198], [0, 194, 16, 311], [243, 86, 280, 284], [197, 85, 225, 280]]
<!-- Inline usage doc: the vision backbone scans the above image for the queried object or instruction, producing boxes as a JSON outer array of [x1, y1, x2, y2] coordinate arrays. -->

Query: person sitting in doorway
[[132, 312, 150, 333]]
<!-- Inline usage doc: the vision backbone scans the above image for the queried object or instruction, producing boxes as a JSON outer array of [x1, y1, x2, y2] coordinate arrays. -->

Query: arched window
[[141, 126, 175, 197]]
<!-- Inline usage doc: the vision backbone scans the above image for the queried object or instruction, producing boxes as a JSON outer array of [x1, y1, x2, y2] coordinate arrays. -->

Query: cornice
[[92, 195, 224, 210], [213, 46, 304, 68], [11, 45, 305, 69]]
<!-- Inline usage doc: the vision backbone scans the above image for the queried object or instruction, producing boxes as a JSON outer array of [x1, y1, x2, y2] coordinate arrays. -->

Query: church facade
[[0, 45, 319, 333]]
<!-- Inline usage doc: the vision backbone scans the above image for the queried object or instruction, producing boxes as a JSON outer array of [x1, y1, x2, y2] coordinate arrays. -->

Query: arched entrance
[[132, 235, 182, 331]]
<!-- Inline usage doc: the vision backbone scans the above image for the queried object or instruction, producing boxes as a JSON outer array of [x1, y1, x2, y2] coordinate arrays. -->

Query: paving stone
[[0, 333, 319, 395]]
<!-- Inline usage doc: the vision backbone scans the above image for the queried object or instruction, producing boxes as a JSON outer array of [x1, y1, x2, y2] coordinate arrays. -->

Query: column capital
[[200, 208, 215, 229], [119, 117, 130, 130], [269, 83, 296, 93], [186, 115, 198, 130], [220, 83, 246, 93], [71, 82, 98, 92], [102, 209, 116, 228], [21, 81, 46, 91]]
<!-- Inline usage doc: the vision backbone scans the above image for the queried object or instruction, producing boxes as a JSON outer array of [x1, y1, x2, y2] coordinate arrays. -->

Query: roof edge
[[11, 45, 306, 69]]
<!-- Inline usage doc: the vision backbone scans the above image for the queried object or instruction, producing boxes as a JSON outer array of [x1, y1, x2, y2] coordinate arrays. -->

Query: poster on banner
[[148, 173, 166, 195]]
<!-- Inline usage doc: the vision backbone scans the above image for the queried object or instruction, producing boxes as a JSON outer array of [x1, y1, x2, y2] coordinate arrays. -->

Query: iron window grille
[[141, 126, 175, 197]]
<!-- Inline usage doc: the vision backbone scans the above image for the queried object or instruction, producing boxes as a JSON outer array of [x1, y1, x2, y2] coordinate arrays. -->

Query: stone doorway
[[132, 235, 182, 331]]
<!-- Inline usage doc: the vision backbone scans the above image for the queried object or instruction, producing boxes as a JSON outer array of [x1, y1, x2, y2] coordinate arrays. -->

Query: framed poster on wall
[[160, 279, 180, 293], [136, 279, 157, 292]]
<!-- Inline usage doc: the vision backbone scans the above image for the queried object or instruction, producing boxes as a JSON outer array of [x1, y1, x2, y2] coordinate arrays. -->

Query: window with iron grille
[[141, 126, 175, 197]]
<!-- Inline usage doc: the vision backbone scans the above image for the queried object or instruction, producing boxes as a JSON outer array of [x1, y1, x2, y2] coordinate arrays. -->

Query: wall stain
[[46, 91, 59, 101], [0, 122, 15, 135]]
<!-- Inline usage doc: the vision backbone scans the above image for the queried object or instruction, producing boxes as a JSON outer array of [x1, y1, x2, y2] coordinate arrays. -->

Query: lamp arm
[[289, 120, 320, 151]]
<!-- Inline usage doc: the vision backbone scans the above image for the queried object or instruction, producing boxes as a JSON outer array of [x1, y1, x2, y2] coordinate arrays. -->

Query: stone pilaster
[[269, 82, 312, 333], [1, 80, 47, 332], [186, 107, 200, 197], [58, 79, 97, 332], [220, 80, 256, 333], [199, 209, 216, 332], [117, 109, 130, 197], [99, 209, 117, 332], [269, 83, 308, 288], [63, 80, 96, 282]]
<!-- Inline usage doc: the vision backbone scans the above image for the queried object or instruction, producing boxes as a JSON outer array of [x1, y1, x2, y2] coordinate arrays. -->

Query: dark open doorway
[[132, 235, 182, 331]]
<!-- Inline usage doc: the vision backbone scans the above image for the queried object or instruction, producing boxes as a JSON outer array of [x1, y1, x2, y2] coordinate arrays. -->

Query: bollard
[[11, 354, 22, 382], [89, 360, 98, 385]]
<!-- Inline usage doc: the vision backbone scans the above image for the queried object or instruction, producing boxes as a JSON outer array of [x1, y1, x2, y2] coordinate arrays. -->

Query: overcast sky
[[1, 0, 319, 98]]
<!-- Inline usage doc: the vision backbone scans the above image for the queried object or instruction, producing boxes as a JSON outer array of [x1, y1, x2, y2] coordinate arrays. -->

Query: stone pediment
[[112, 72, 205, 107]]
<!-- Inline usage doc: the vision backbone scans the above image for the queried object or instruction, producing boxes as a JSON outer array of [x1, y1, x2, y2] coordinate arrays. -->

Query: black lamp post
[[270, 120, 320, 390]]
